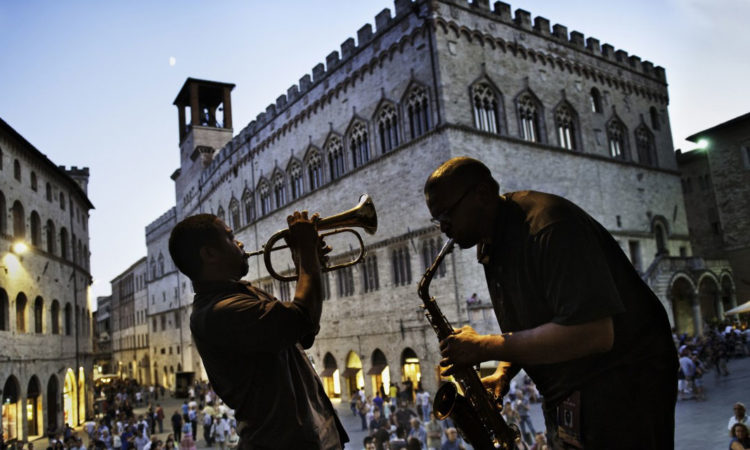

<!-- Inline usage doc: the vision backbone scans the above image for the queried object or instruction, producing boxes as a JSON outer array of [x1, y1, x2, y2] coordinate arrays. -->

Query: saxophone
[[418, 238, 520, 450]]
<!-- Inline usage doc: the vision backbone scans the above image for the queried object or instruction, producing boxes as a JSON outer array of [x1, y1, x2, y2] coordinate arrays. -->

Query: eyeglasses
[[430, 188, 473, 226]]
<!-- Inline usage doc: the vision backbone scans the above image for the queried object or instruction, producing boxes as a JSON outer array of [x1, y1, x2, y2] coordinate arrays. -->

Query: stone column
[[691, 290, 703, 337], [189, 83, 200, 127], [223, 87, 233, 130]]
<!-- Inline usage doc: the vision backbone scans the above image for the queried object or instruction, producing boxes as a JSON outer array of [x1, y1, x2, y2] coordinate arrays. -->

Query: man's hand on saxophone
[[438, 325, 493, 375]]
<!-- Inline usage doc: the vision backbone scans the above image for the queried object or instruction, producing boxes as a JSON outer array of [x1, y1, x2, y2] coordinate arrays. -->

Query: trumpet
[[245, 194, 377, 282]]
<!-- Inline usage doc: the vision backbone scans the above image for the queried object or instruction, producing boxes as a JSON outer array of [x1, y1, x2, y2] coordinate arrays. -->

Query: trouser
[[542, 354, 677, 449]]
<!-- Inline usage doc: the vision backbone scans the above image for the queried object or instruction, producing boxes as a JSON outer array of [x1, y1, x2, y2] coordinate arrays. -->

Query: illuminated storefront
[[320, 353, 341, 398], [26, 376, 42, 438], [2, 376, 21, 444], [368, 349, 390, 396], [342, 351, 363, 399], [63, 369, 76, 426]]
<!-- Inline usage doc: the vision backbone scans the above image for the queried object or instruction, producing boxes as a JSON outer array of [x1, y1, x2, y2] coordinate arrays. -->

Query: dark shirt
[[190, 280, 348, 449], [482, 191, 677, 406]]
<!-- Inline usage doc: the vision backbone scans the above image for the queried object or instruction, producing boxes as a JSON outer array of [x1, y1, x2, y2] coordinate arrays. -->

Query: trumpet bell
[[317, 194, 377, 235]]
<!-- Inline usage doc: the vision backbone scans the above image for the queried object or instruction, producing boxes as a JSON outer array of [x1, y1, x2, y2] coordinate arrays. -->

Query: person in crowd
[[515, 390, 536, 444], [408, 418, 427, 447], [363, 436, 377, 450], [679, 347, 696, 400], [529, 432, 548, 450], [164, 434, 178, 450], [425, 157, 678, 449], [389, 426, 409, 450], [180, 414, 196, 450], [369, 408, 389, 435], [202, 410, 214, 447], [226, 427, 239, 450], [440, 428, 465, 450], [730, 403, 749, 434], [425, 411, 443, 450], [171, 411, 182, 442], [730, 423, 750, 450], [155, 405, 164, 434], [168, 212, 348, 449]]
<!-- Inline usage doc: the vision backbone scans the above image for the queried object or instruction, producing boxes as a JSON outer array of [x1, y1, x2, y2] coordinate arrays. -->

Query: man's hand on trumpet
[[284, 211, 332, 273]]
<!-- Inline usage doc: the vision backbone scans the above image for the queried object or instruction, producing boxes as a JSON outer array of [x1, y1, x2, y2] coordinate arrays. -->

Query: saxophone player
[[424, 157, 677, 449]]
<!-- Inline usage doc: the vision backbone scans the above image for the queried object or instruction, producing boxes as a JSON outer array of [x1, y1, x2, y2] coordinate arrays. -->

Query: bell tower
[[172, 78, 235, 215]]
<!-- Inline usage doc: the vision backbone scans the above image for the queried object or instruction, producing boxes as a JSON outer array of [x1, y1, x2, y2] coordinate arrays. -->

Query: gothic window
[[653, 219, 668, 256], [14, 159, 21, 181], [326, 136, 346, 180], [336, 266, 354, 297], [72, 233, 77, 264], [46, 183, 52, 201], [391, 245, 412, 287], [158, 253, 165, 277], [362, 254, 379, 293], [0, 289, 7, 331], [635, 125, 657, 167], [34, 296, 43, 334], [46, 220, 55, 254], [376, 104, 399, 154], [273, 171, 287, 208], [421, 238, 446, 278], [0, 191, 5, 234], [51, 300, 60, 334], [555, 103, 578, 150], [322, 272, 331, 300], [64, 303, 72, 336], [229, 198, 240, 230], [349, 121, 370, 168], [590, 88, 602, 113], [16, 292, 27, 332], [406, 85, 431, 139], [607, 118, 628, 160], [649, 107, 660, 130], [472, 82, 500, 133], [288, 160, 303, 200], [279, 281, 291, 302], [216, 205, 225, 223], [12, 201, 25, 239], [30, 211, 41, 246], [60, 192, 65, 210], [258, 180, 271, 215], [31, 172, 38, 191], [60, 227, 69, 260], [517, 91, 543, 143], [242, 189, 255, 223], [306, 149, 324, 190]]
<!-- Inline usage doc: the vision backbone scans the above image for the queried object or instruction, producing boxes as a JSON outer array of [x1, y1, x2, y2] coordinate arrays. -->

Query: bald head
[[423, 156, 499, 197]]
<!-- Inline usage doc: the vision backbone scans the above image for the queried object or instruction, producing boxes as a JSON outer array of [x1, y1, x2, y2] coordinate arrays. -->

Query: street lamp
[[696, 139, 709, 150], [11, 241, 28, 255]]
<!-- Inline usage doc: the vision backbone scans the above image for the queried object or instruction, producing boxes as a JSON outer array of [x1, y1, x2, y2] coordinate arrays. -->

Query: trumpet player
[[168, 211, 348, 449], [424, 157, 677, 449]]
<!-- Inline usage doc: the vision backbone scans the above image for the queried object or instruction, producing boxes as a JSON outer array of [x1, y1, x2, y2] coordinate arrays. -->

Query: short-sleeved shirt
[[190, 280, 348, 449], [482, 191, 677, 406]]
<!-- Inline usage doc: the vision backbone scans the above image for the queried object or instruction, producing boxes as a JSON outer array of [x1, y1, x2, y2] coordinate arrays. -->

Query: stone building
[[110, 257, 151, 384], [93, 295, 113, 376], [0, 117, 94, 443], [127, 0, 735, 400], [675, 112, 750, 316]]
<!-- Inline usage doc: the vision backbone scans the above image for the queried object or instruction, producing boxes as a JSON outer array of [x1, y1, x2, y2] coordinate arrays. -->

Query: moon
[[169, 57, 176, 67]]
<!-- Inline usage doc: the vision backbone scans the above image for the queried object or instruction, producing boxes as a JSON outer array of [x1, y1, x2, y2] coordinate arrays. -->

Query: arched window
[[517, 91, 544, 143], [336, 266, 354, 297], [34, 296, 43, 334], [555, 102, 578, 150], [229, 198, 241, 230], [30, 211, 41, 246], [362, 254, 379, 293], [64, 303, 72, 336], [305, 148, 324, 190], [51, 300, 60, 334], [472, 82, 500, 133], [31, 172, 38, 191], [14, 159, 21, 181], [16, 292, 27, 332], [391, 245, 412, 287], [12, 201, 25, 239], [654, 221, 668, 256], [59, 192, 65, 210], [635, 125, 657, 167], [0, 289, 8, 331], [272, 171, 286, 208], [421, 238, 446, 278], [46, 183, 52, 202], [150, 257, 157, 279], [590, 88, 602, 113], [649, 107, 660, 130], [376, 104, 399, 154], [60, 227, 69, 260], [0, 191, 6, 235], [607, 117, 629, 160], [83, 245, 88, 269], [216, 205, 225, 223], [258, 180, 271, 215], [287, 160, 303, 200], [406, 86, 431, 139], [72, 233, 77, 264], [348, 121, 370, 168], [326, 136, 345, 181], [242, 189, 255, 224], [46, 220, 56, 254]]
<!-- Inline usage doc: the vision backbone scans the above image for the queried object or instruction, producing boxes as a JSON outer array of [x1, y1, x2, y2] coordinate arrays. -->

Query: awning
[[341, 367, 361, 378], [725, 301, 750, 315], [367, 364, 387, 375], [319, 367, 337, 377]]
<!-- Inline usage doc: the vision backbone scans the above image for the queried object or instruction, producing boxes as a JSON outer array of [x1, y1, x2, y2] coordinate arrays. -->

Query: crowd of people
[[353, 376, 547, 450]]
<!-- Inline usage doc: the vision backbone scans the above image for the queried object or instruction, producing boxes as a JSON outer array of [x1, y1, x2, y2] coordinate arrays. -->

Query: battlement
[[145, 207, 177, 237], [443, 0, 666, 83], [63, 165, 90, 177]]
